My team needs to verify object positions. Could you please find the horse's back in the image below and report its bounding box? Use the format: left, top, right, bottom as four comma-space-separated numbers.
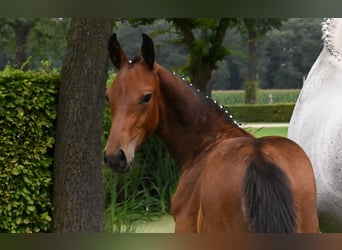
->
172, 136, 319, 232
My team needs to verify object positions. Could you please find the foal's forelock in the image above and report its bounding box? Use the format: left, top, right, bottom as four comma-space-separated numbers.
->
128, 56, 142, 65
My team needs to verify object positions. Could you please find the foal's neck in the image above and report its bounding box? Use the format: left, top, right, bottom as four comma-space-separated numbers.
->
155, 65, 251, 168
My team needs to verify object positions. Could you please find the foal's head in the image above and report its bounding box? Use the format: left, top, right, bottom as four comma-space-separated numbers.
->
104, 34, 160, 172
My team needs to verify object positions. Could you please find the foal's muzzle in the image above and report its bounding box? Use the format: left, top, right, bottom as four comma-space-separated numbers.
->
104, 149, 132, 172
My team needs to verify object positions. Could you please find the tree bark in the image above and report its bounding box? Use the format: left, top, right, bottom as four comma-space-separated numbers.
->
247, 29, 259, 82
189, 58, 213, 96
52, 18, 112, 232
243, 19, 260, 104
7, 19, 34, 68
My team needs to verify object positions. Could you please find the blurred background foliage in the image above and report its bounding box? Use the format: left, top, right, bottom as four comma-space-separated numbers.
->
0, 18, 322, 90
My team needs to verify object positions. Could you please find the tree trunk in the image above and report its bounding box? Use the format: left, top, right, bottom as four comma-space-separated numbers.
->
245, 26, 259, 104
247, 30, 259, 82
52, 18, 112, 232
7, 19, 34, 68
189, 58, 213, 97
172, 18, 231, 97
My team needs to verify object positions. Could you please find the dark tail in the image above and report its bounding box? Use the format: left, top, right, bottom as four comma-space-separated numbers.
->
243, 156, 297, 233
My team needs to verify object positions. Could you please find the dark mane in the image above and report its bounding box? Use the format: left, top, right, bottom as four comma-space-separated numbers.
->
178, 75, 240, 126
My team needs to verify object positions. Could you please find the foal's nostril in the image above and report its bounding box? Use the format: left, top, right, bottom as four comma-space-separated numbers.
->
104, 149, 129, 172
117, 149, 126, 162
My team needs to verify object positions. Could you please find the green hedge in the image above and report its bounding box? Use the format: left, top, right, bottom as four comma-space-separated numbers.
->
0, 66, 59, 232
226, 103, 295, 122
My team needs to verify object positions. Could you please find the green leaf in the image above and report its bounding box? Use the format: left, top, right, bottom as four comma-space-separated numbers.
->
27, 206, 36, 212
15, 217, 23, 225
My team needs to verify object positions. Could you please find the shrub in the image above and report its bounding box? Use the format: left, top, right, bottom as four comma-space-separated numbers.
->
0, 66, 59, 232
103, 135, 178, 232
226, 103, 295, 122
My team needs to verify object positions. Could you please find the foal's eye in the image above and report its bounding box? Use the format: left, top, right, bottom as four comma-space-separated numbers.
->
141, 93, 152, 104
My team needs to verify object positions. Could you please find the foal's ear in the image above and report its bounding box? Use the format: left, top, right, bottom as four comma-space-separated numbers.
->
141, 33, 155, 69
108, 33, 128, 69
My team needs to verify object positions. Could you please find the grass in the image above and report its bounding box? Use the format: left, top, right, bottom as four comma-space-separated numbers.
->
103, 135, 178, 233
245, 126, 288, 138
134, 215, 175, 233
103, 168, 158, 233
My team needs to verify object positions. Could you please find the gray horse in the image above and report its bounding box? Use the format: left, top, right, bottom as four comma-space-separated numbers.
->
288, 18, 342, 232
